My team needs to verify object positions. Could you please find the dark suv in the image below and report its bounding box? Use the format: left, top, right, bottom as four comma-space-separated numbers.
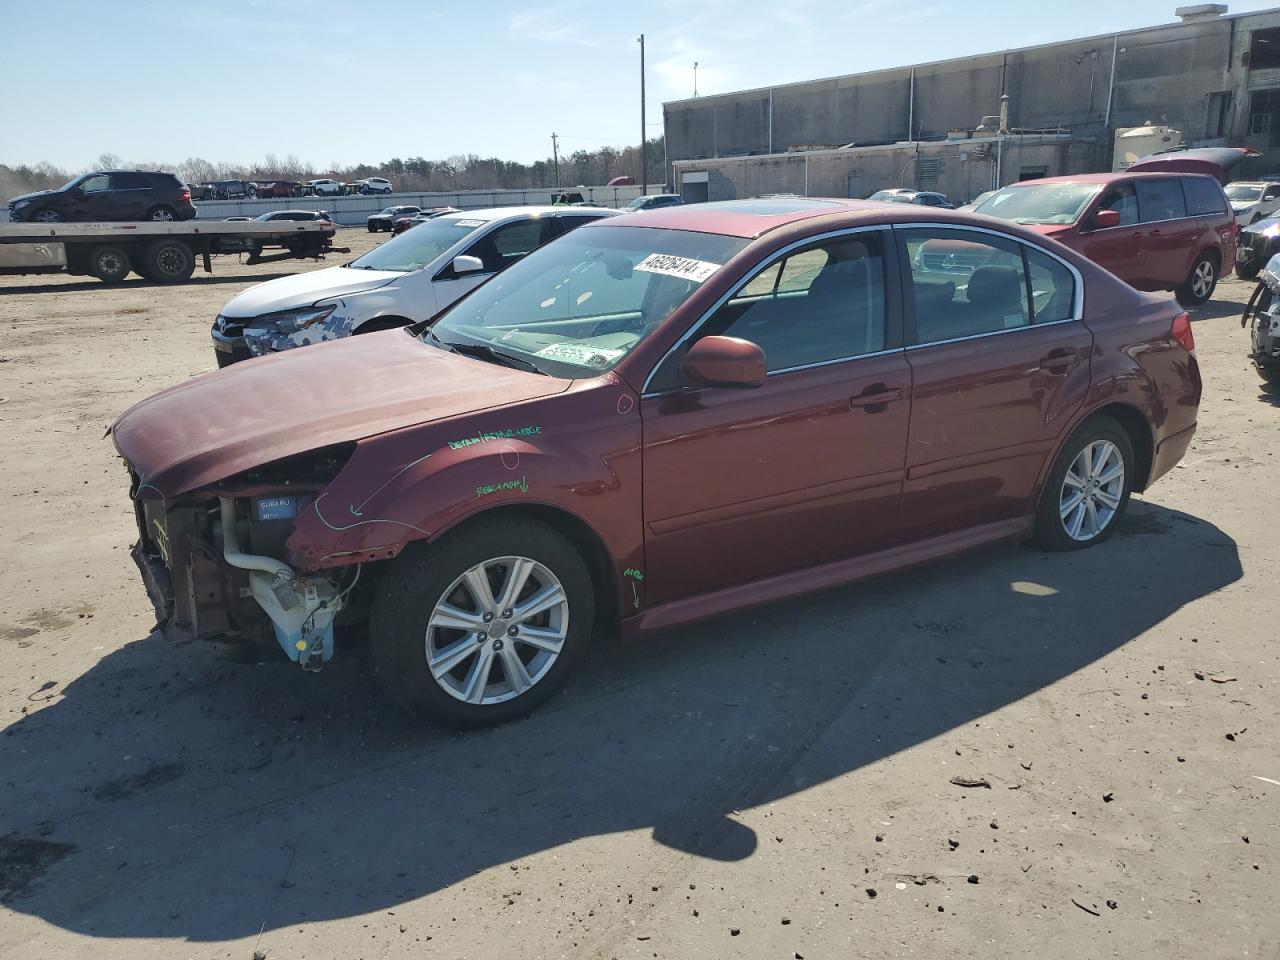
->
7, 171, 197, 223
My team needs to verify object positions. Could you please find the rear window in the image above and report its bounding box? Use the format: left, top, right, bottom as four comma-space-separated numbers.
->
1183, 177, 1228, 216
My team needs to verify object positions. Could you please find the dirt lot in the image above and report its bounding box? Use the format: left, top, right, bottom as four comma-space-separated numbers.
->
0, 233, 1276, 960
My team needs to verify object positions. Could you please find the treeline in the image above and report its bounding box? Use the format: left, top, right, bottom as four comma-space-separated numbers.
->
0, 139, 666, 203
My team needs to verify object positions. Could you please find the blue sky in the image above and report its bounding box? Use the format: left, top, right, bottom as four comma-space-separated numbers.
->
2, 0, 1276, 170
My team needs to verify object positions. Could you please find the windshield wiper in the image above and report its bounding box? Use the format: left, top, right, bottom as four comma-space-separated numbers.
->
447, 340, 547, 375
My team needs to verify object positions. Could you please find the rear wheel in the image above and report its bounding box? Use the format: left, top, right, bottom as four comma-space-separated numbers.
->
143, 239, 194, 283
88, 245, 131, 283
1176, 252, 1218, 306
146, 205, 177, 222
371, 518, 594, 727
1035, 416, 1134, 551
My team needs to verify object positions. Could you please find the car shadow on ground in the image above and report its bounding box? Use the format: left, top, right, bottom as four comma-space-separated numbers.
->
0, 500, 1240, 942
0, 272, 312, 296
1186, 295, 1246, 322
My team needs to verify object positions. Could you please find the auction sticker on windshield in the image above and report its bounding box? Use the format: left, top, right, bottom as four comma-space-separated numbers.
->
634, 253, 722, 283
455, 219, 485, 228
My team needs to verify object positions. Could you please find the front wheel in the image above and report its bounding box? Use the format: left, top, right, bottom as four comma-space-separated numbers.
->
1237, 261, 1260, 282
1176, 253, 1218, 306
33, 209, 63, 223
1035, 416, 1134, 551
371, 518, 594, 727
1259, 367, 1280, 386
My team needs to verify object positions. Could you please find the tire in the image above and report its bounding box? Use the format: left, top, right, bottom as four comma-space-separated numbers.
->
371, 517, 595, 727
87, 245, 132, 283
1259, 367, 1280, 386
143, 239, 195, 283
1175, 252, 1219, 306
33, 209, 63, 223
367, 224, 377, 233
1237, 262, 1260, 282
146, 205, 177, 223
1035, 415, 1135, 551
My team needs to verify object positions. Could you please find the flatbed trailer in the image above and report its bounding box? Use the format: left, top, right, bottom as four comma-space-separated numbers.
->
0, 220, 346, 284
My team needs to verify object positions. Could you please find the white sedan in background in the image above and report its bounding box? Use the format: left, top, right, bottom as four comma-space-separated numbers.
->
210, 206, 620, 364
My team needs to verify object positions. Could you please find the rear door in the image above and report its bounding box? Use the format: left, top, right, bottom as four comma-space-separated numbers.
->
897, 226, 1092, 538
1135, 177, 1195, 287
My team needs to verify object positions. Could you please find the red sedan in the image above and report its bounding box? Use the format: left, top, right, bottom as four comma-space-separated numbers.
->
112, 198, 1200, 726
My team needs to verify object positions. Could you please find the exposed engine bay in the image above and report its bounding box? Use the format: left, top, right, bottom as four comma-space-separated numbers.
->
1242, 252, 1280, 379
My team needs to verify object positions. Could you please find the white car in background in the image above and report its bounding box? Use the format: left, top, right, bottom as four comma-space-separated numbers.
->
210, 206, 620, 364
1225, 180, 1280, 225
305, 178, 343, 196
356, 177, 394, 194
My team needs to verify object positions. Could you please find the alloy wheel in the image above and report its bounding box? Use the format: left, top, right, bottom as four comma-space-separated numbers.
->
34, 210, 62, 223
425, 556, 569, 705
1191, 259, 1215, 300
151, 208, 175, 222
1059, 440, 1125, 542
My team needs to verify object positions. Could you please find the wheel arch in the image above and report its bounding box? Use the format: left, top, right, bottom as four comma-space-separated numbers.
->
1089, 402, 1155, 492
352, 314, 413, 334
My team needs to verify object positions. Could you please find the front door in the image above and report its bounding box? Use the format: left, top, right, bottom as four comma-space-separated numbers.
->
1077, 183, 1144, 284
432, 217, 556, 311
896, 227, 1093, 538
75, 174, 115, 221
640, 228, 912, 603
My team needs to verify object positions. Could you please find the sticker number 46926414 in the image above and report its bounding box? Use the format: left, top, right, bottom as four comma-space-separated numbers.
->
634, 253, 722, 283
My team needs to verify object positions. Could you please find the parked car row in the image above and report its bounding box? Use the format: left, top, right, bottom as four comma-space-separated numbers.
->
112, 195, 1199, 728
393, 207, 460, 234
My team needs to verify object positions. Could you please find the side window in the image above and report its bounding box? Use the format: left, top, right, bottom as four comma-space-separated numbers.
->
1137, 179, 1187, 222
1097, 185, 1139, 226
465, 219, 553, 272
1265, 185, 1280, 202
1025, 248, 1076, 324
80, 174, 110, 193
701, 233, 888, 373
112, 172, 148, 189
554, 215, 607, 235
1183, 177, 1229, 215
903, 229, 1030, 344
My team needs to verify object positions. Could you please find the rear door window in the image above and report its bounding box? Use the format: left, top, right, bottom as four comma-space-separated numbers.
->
902, 229, 1031, 344
1137, 179, 1188, 222
1183, 177, 1229, 216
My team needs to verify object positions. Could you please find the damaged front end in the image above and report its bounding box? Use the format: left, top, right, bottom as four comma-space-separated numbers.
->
1245, 253, 1280, 377
125, 444, 358, 670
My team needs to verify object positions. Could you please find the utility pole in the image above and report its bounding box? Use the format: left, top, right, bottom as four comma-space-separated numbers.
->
694, 61, 699, 98
551, 132, 560, 189
638, 33, 648, 196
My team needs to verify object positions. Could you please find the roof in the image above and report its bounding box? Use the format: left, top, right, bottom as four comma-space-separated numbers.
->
1000, 171, 1203, 186
592, 197, 874, 238
437, 205, 619, 223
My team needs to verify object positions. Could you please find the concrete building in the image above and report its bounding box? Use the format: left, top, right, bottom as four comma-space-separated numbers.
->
665, 4, 1280, 203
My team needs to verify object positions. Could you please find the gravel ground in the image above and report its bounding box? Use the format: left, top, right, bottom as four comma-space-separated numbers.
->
0, 234, 1276, 959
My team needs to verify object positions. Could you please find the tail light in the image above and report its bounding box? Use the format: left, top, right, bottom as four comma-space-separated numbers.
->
1171, 312, 1195, 353
180, 189, 191, 203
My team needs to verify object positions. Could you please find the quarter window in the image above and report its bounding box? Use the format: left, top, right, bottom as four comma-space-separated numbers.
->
902, 229, 1030, 344
1137, 179, 1187, 222
1026, 248, 1076, 324
1183, 176, 1229, 215
700, 233, 888, 373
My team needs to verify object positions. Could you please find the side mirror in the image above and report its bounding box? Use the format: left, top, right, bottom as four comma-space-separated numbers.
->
1092, 208, 1122, 230
681, 336, 767, 388
451, 255, 485, 276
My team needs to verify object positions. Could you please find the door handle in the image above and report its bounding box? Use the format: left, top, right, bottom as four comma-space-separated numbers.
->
849, 383, 903, 412
1038, 347, 1077, 375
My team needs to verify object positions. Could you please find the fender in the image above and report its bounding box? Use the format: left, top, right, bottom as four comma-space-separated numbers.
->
285, 374, 647, 605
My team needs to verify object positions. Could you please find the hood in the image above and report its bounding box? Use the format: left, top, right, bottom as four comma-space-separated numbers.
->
112, 330, 571, 498
1126, 147, 1261, 183
1231, 200, 1258, 211
1243, 216, 1280, 238
1018, 223, 1074, 241
8, 189, 57, 206
219, 265, 405, 318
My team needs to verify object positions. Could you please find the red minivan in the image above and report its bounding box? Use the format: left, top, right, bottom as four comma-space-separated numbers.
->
972, 172, 1236, 306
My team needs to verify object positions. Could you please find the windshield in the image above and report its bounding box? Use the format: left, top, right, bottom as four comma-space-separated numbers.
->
349, 217, 487, 272
974, 183, 1102, 225
626, 197, 650, 209
1226, 183, 1263, 202
427, 225, 748, 378
58, 175, 86, 191
867, 190, 902, 201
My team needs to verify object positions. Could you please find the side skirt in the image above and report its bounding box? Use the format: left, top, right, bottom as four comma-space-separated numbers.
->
625, 515, 1033, 638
